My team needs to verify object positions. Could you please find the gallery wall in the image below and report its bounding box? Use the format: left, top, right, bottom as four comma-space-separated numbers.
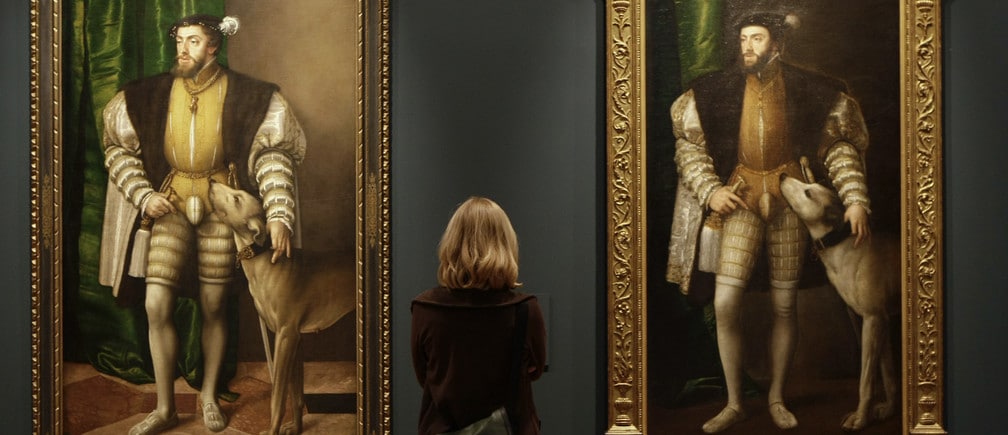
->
0, 0, 31, 430
943, 0, 1008, 431
390, 1, 604, 433
1, 1, 1007, 433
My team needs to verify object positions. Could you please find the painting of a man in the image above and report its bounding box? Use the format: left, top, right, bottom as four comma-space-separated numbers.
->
98, 14, 305, 434
665, 11, 871, 433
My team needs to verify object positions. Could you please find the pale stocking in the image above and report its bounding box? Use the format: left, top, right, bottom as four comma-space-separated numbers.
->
703, 281, 748, 433
144, 283, 179, 420
199, 282, 228, 405
768, 286, 798, 429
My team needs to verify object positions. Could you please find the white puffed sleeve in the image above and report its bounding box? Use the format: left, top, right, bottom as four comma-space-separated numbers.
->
248, 92, 307, 231
672, 89, 722, 208
821, 93, 871, 212
102, 91, 155, 211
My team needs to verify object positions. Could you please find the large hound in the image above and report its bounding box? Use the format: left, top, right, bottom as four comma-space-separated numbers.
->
209, 180, 354, 435
780, 174, 899, 431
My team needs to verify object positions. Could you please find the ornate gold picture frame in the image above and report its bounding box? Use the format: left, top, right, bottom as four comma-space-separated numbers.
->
30, 0, 390, 433
605, 1, 943, 434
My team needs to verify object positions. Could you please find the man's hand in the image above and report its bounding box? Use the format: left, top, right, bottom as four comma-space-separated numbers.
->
143, 193, 176, 218
708, 186, 748, 214
844, 204, 871, 247
267, 220, 292, 263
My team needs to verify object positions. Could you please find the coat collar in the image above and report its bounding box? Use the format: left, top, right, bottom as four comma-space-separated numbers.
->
412, 286, 534, 308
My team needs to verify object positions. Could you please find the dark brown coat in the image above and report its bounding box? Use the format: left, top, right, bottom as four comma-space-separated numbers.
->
411, 287, 547, 435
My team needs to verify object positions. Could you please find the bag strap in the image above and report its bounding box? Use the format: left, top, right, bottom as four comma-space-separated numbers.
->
505, 300, 529, 431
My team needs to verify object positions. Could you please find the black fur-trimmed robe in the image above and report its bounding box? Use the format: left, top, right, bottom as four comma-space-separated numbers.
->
100, 68, 278, 302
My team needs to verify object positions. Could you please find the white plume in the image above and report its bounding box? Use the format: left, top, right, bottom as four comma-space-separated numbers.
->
785, 13, 800, 29
219, 16, 240, 36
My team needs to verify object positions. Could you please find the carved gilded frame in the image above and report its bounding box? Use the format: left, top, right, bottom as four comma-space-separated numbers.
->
604, 1, 944, 434
30, 0, 391, 433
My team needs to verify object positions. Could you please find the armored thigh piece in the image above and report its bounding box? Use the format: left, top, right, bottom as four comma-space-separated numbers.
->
716, 209, 765, 288
196, 213, 236, 285
145, 212, 235, 288
146, 212, 194, 288
766, 207, 807, 289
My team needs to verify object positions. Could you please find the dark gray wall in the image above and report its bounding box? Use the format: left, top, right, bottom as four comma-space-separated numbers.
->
391, 1, 603, 433
944, 1, 1008, 433
0, 0, 32, 432
3, 1, 1008, 434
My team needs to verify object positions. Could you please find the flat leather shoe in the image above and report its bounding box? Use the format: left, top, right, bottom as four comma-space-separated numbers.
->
128, 411, 179, 435
202, 401, 229, 432
702, 406, 747, 433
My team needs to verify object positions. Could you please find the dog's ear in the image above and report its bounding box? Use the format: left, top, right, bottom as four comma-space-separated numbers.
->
247, 219, 267, 246
823, 198, 845, 227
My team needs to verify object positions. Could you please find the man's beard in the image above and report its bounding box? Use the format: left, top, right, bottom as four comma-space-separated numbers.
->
171, 55, 206, 79
739, 50, 773, 74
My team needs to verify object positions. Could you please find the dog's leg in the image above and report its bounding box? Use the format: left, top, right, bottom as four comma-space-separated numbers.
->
873, 317, 898, 422
280, 343, 305, 435
267, 326, 300, 435
846, 306, 862, 343
842, 314, 884, 431
294, 346, 305, 433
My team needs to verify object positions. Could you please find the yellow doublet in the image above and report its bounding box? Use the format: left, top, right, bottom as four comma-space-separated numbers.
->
732, 62, 803, 218
164, 67, 230, 213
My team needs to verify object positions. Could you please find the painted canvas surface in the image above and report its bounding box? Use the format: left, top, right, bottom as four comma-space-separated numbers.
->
605, 0, 944, 433
39, 0, 378, 433
644, 2, 902, 433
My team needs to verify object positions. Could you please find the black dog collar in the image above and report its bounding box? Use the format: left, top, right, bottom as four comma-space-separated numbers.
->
812, 222, 853, 251
235, 236, 272, 268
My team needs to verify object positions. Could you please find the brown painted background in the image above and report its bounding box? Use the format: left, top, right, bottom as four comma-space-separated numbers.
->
226, 0, 358, 361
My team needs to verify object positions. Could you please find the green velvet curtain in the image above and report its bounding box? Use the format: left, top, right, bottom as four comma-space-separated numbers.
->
646, 0, 764, 407
672, 0, 726, 350
63, 0, 237, 397
673, 0, 725, 86
667, 0, 762, 403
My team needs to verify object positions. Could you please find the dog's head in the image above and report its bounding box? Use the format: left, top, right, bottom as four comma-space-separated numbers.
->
779, 174, 845, 230
208, 180, 268, 245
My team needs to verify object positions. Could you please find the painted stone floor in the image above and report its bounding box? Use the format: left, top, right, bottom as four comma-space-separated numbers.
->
64, 361, 357, 435
648, 378, 902, 434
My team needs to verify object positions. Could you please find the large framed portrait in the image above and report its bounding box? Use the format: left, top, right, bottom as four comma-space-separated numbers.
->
30, 0, 390, 433
605, 1, 944, 434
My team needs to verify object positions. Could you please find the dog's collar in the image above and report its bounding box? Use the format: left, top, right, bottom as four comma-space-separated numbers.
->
235, 237, 272, 268
812, 222, 853, 251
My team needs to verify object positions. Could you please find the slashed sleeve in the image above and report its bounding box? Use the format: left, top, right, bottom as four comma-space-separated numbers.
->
248, 92, 307, 232
672, 89, 722, 208
102, 91, 155, 212
820, 93, 872, 212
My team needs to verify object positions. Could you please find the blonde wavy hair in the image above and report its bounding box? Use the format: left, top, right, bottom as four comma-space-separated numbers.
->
437, 197, 520, 290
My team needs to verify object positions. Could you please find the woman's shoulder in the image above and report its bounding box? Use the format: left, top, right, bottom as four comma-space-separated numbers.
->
411, 287, 450, 306
412, 286, 536, 309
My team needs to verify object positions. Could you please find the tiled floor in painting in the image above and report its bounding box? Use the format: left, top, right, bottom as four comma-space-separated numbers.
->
64, 361, 357, 435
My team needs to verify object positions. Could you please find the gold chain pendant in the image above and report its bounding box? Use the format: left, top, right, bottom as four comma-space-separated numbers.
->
183, 67, 222, 115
